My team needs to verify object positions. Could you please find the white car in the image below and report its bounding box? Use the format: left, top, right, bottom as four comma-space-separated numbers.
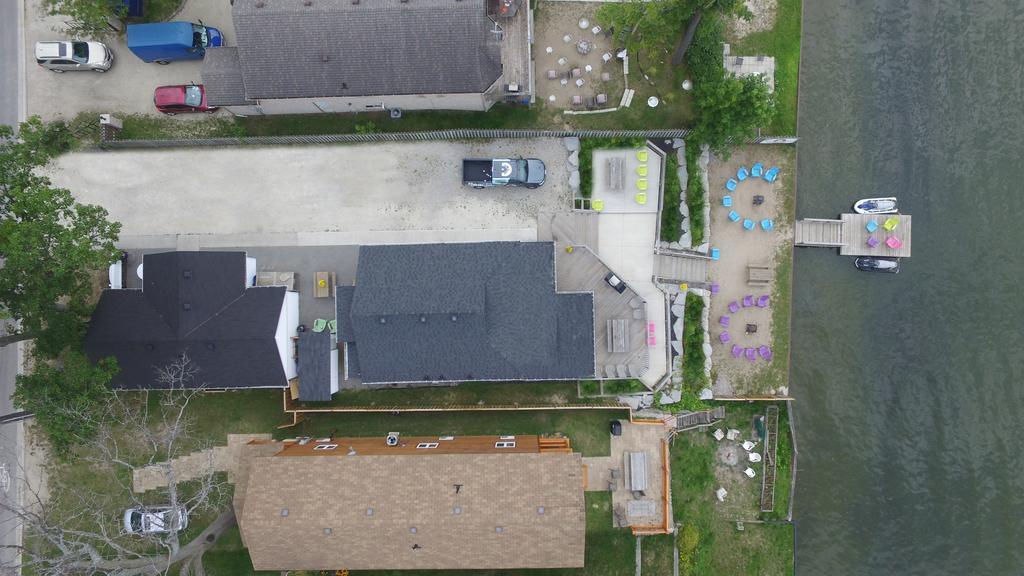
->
35, 41, 113, 72
123, 506, 188, 534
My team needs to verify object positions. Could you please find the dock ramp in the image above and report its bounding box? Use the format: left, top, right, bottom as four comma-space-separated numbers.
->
795, 219, 843, 247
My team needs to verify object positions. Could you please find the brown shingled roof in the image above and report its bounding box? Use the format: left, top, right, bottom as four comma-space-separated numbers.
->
237, 448, 586, 570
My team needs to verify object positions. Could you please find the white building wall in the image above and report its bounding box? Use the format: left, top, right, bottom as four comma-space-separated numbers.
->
226, 91, 491, 116
275, 291, 300, 381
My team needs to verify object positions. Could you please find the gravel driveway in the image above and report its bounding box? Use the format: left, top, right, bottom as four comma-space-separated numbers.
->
24, 0, 235, 121
46, 139, 572, 243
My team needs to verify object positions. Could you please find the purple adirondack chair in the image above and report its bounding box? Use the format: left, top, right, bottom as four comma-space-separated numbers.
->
719, 332, 731, 344
719, 315, 730, 327
728, 301, 740, 313
757, 295, 770, 308
759, 345, 773, 361
742, 295, 755, 307
731, 345, 743, 358
744, 348, 757, 362
710, 283, 720, 295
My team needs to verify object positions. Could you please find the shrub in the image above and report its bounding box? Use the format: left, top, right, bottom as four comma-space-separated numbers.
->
661, 153, 682, 243
685, 13, 726, 86
579, 380, 601, 397
682, 292, 708, 389
684, 142, 705, 244
602, 379, 647, 395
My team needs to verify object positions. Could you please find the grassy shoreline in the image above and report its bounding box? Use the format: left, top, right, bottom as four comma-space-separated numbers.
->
727, 0, 802, 134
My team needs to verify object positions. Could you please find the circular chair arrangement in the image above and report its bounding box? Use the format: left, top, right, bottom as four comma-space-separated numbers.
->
716, 294, 773, 362
722, 163, 778, 232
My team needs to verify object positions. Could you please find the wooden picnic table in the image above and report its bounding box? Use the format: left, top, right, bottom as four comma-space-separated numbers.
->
314, 271, 331, 298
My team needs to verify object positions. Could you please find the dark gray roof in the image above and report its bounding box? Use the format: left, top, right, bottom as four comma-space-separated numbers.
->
297, 330, 332, 401
201, 47, 251, 106
341, 242, 594, 384
229, 0, 503, 100
84, 252, 288, 390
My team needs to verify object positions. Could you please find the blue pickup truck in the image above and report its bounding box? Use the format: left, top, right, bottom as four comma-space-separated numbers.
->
126, 21, 223, 64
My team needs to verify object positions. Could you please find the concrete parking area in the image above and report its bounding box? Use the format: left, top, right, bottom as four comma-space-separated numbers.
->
24, 0, 235, 120
46, 139, 572, 246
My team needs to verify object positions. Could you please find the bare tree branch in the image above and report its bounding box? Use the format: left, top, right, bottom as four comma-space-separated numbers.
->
0, 353, 235, 576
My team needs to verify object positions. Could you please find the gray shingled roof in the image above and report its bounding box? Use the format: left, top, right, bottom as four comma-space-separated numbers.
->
340, 242, 594, 384
229, 0, 503, 100
297, 330, 332, 401
201, 47, 250, 106
84, 252, 288, 390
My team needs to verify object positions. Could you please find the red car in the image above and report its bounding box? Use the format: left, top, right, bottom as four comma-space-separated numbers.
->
153, 84, 218, 115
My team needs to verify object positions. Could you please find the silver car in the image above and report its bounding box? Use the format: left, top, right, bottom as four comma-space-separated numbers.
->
123, 506, 188, 534
35, 41, 113, 72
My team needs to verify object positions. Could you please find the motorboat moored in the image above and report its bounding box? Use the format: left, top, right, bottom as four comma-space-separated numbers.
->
853, 197, 898, 214
855, 257, 900, 273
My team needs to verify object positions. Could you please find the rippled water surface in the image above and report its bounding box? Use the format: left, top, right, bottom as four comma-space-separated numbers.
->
793, 1, 1024, 574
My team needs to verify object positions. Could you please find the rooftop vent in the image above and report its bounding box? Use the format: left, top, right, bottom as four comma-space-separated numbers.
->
419, 315, 427, 323
386, 432, 400, 446
206, 342, 216, 351
144, 343, 155, 351
182, 269, 192, 279
351, 0, 359, 4
450, 315, 457, 322
304, 0, 313, 5
182, 302, 192, 311
379, 317, 387, 324
254, 1, 265, 7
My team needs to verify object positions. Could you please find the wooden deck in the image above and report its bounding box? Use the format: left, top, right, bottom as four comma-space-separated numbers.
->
759, 406, 780, 512
499, 4, 532, 98
555, 245, 649, 379
794, 218, 843, 247
795, 213, 913, 257
274, 434, 546, 457
839, 213, 912, 257
538, 211, 600, 251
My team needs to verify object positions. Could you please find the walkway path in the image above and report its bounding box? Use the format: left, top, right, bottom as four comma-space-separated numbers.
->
133, 434, 272, 493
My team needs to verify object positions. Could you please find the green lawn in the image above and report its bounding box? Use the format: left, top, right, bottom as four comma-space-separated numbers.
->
727, 0, 802, 134
300, 381, 617, 409
670, 402, 795, 575
640, 534, 676, 575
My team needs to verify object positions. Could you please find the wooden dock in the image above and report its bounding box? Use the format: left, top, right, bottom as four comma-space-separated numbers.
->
795, 213, 912, 257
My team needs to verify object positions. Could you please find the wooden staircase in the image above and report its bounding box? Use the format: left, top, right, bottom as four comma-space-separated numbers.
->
539, 437, 572, 453
760, 405, 780, 512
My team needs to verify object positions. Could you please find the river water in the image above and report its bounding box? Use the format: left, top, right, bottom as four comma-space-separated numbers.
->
792, 1, 1024, 574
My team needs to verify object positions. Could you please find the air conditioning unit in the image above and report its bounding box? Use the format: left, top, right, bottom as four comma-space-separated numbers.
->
386, 432, 400, 446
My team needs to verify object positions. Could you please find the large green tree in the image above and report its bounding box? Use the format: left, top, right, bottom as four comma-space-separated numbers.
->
43, 0, 125, 38
671, 0, 746, 65
691, 74, 776, 155
12, 350, 117, 457
597, 0, 697, 56
0, 118, 121, 354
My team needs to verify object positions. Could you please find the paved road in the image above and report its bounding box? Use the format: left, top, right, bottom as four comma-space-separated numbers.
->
0, 0, 22, 128
0, 322, 23, 573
